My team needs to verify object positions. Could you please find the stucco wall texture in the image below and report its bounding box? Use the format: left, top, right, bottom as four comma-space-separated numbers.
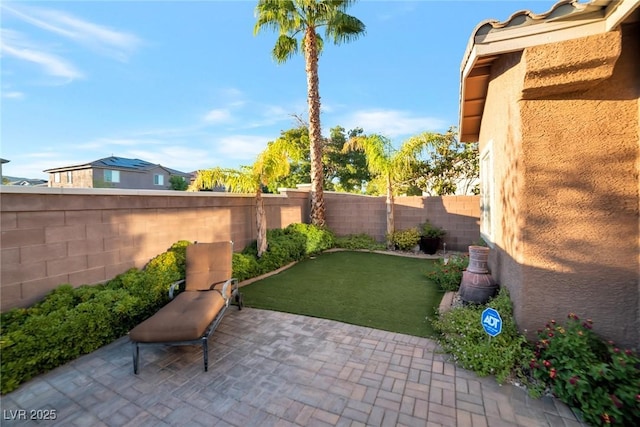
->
0, 188, 480, 311
479, 50, 527, 325
482, 23, 640, 348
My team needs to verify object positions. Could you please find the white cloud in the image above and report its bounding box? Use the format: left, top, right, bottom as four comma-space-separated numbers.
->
130, 125, 206, 139
203, 108, 233, 124
376, 3, 418, 22
2, 4, 142, 61
2, 90, 25, 99
127, 146, 211, 173
0, 29, 84, 81
218, 87, 245, 100
320, 103, 334, 113
214, 135, 270, 161
342, 109, 447, 139
75, 137, 165, 150
262, 105, 288, 117
3, 152, 77, 179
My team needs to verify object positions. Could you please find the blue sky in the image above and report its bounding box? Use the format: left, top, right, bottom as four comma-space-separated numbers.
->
1, 0, 559, 180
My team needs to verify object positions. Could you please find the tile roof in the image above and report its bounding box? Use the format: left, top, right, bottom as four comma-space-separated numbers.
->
92, 156, 156, 170
459, 0, 639, 142
43, 156, 189, 175
471, 0, 609, 37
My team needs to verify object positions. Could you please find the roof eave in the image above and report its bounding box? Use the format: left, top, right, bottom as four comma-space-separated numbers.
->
458, 0, 638, 143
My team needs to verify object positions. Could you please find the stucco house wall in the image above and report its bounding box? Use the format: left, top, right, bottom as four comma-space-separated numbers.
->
478, 23, 639, 347
518, 24, 639, 347
478, 50, 527, 319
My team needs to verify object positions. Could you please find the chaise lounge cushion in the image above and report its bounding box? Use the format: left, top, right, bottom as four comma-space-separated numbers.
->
129, 291, 226, 343
185, 242, 233, 292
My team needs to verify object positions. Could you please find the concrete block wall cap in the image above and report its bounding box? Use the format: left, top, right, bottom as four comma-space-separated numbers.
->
0, 186, 254, 197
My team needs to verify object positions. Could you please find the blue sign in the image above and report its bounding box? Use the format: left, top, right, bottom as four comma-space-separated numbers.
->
481, 308, 502, 337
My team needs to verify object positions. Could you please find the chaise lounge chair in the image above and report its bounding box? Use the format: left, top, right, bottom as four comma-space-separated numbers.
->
129, 241, 242, 374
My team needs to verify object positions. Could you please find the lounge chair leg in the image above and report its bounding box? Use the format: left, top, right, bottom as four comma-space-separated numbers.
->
203, 338, 209, 372
236, 292, 244, 310
132, 342, 139, 375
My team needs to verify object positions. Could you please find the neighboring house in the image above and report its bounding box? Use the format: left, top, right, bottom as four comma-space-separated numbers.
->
6, 178, 48, 187
459, 0, 639, 347
44, 156, 191, 190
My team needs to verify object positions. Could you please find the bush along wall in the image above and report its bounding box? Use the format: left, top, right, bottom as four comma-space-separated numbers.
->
432, 288, 534, 384
0, 224, 337, 394
0, 241, 189, 395
232, 223, 335, 281
426, 254, 469, 292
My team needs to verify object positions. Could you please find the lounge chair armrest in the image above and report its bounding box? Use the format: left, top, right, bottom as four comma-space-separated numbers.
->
168, 279, 185, 299
210, 279, 234, 304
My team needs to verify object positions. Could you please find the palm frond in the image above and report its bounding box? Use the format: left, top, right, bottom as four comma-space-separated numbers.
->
326, 11, 366, 44
343, 134, 393, 176
190, 167, 259, 194
257, 0, 363, 58
273, 35, 299, 63
254, 0, 297, 34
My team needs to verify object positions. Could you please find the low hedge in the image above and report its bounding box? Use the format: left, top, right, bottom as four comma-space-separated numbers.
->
232, 223, 335, 281
0, 224, 337, 394
0, 241, 189, 394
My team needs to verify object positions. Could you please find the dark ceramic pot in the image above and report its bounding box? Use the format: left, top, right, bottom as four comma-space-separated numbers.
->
459, 270, 498, 304
419, 237, 440, 255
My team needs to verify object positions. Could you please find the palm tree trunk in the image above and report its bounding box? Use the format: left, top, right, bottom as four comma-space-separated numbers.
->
386, 173, 395, 249
304, 27, 325, 227
256, 188, 268, 257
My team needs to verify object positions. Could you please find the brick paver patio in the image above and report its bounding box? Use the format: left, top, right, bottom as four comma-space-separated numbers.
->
2, 308, 586, 426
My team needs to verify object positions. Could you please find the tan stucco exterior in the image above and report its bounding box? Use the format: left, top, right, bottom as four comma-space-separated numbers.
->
476, 22, 639, 347
478, 50, 527, 316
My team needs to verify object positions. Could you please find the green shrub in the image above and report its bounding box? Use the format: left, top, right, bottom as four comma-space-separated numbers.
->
256, 228, 307, 273
238, 225, 326, 279
233, 253, 261, 282
420, 220, 446, 238
388, 227, 421, 251
334, 233, 386, 251
433, 288, 533, 383
530, 314, 640, 426
285, 223, 335, 255
0, 241, 190, 395
427, 255, 468, 292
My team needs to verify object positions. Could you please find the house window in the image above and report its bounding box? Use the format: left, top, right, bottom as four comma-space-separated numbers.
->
480, 142, 493, 242
66, 171, 73, 184
154, 174, 164, 186
104, 170, 120, 183
54, 173, 60, 183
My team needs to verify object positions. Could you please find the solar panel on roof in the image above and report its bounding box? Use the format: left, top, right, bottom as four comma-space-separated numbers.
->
97, 157, 154, 169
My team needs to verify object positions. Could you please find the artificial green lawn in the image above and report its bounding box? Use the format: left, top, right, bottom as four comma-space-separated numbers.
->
240, 251, 443, 337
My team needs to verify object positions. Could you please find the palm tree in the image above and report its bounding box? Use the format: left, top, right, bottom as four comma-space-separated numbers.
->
189, 138, 302, 257
254, 0, 366, 227
343, 133, 445, 248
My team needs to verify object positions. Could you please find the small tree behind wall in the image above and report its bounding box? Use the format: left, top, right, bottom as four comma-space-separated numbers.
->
189, 137, 303, 257
343, 132, 446, 248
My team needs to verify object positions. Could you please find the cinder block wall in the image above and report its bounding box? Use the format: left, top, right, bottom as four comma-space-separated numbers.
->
1, 187, 479, 310
324, 192, 480, 250
0, 187, 309, 310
